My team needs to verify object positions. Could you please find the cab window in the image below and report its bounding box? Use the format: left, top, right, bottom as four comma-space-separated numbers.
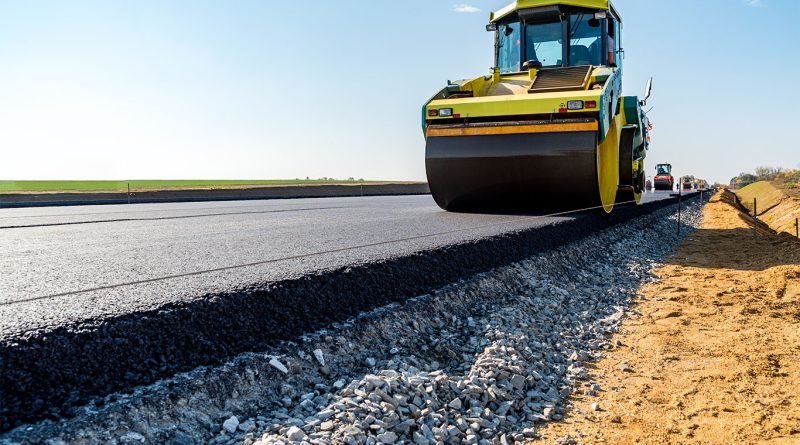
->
568, 14, 602, 66
612, 18, 622, 67
497, 22, 521, 73
524, 21, 563, 67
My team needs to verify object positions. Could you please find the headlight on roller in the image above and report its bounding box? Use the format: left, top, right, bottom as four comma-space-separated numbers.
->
438, 108, 453, 117
567, 100, 584, 110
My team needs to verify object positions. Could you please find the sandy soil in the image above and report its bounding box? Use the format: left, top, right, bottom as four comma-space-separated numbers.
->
535, 191, 800, 444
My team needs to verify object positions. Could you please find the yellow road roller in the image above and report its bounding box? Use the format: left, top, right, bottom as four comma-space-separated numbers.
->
423, 0, 652, 213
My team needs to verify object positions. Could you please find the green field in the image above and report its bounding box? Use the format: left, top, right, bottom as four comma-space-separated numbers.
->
0, 179, 410, 194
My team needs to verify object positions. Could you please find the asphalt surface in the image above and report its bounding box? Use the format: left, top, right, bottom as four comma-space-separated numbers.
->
1, 191, 674, 337
0, 191, 682, 431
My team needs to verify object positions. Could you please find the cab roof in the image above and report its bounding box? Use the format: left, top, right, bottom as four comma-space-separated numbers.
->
490, 0, 616, 23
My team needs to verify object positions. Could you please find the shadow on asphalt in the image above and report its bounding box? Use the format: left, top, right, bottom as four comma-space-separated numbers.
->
443, 198, 656, 217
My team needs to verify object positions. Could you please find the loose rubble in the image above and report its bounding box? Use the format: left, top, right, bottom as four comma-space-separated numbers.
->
0, 199, 704, 445
240, 202, 702, 445
222, 417, 240, 435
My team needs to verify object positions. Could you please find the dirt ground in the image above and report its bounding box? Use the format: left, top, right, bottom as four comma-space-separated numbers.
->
536, 191, 800, 444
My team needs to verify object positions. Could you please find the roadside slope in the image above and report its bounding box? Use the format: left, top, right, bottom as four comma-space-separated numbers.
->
537, 191, 800, 444
736, 181, 800, 238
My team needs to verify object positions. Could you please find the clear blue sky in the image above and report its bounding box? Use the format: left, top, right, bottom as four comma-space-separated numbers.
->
1, 0, 797, 184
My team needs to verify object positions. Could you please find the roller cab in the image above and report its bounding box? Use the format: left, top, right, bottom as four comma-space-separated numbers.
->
423, 0, 652, 213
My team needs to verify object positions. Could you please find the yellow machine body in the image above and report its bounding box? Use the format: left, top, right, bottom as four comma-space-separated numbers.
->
423, 0, 652, 213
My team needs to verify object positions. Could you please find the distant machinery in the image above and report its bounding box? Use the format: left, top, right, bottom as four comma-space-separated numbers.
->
653, 164, 674, 191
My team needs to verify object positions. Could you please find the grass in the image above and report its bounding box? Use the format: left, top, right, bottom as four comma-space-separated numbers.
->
735, 181, 786, 215
774, 177, 800, 199
0, 179, 414, 194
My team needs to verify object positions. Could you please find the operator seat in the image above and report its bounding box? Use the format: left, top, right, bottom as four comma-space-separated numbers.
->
588, 39, 602, 65
569, 45, 592, 66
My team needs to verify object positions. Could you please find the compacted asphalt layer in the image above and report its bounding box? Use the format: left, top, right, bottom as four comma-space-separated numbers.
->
0, 191, 686, 431
1, 192, 676, 336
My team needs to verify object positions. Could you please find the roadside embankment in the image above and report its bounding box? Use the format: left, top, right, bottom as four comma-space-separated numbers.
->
537, 190, 800, 444
1, 197, 705, 444
0, 183, 430, 208
735, 181, 800, 238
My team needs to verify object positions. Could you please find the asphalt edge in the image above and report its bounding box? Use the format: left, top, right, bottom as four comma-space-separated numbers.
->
0, 193, 700, 431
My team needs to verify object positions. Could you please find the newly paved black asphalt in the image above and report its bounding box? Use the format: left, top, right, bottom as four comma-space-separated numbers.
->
0, 191, 684, 430
0, 191, 674, 338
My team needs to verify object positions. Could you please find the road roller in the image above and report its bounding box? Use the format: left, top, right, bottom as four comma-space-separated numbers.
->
654, 163, 674, 191
423, 0, 652, 213
681, 176, 696, 191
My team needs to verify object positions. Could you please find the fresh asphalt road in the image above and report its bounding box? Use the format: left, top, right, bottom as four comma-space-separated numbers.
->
0, 192, 675, 338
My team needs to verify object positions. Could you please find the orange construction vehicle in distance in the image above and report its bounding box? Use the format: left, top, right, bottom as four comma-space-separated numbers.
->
654, 164, 674, 191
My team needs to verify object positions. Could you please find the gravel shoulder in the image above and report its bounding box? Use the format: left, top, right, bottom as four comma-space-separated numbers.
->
536, 191, 800, 444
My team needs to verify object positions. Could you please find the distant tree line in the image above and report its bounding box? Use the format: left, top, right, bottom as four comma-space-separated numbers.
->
730, 166, 800, 189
